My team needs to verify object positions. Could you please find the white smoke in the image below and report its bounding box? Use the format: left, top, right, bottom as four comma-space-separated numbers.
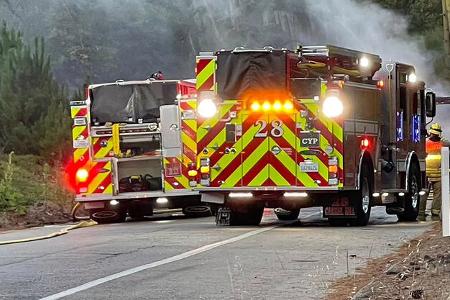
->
300, 0, 447, 95
0, 0, 447, 96
195, 0, 447, 95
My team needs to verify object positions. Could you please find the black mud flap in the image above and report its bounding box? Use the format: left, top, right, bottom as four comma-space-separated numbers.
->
323, 196, 356, 219
215, 207, 231, 226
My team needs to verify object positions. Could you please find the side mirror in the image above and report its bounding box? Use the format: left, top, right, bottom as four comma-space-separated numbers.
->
426, 92, 436, 118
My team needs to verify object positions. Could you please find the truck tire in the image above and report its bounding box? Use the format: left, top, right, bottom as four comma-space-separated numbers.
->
397, 163, 421, 222
182, 206, 212, 218
89, 208, 127, 224
274, 208, 300, 221
351, 163, 372, 226
230, 206, 264, 226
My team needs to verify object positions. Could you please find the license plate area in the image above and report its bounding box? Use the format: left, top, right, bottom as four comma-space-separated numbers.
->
323, 197, 355, 217
84, 202, 105, 209
299, 161, 319, 172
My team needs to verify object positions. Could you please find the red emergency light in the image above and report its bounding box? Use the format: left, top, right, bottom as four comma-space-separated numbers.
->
76, 168, 89, 182
360, 137, 370, 151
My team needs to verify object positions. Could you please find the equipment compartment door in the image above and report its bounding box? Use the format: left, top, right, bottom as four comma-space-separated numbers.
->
199, 101, 242, 188
268, 113, 297, 186
241, 112, 269, 187
87, 160, 114, 195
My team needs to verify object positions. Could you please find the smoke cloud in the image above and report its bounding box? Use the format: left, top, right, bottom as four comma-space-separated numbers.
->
0, 0, 447, 96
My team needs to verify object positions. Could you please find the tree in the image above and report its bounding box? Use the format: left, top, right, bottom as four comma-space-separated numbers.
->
0, 23, 70, 160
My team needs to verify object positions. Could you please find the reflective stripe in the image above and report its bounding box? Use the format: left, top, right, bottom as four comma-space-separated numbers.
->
74, 148, 88, 164
92, 137, 113, 159
196, 59, 215, 90
112, 124, 121, 156
72, 126, 87, 140
71, 106, 88, 118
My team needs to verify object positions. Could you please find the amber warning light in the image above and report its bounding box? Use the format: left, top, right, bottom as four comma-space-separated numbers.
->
250, 100, 293, 113
244, 89, 294, 113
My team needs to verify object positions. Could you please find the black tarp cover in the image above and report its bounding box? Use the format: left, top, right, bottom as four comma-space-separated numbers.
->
90, 82, 178, 124
216, 50, 287, 100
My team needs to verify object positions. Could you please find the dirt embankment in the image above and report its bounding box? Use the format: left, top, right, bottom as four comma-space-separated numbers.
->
328, 223, 450, 300
0, 201, 72, 231
0, 154, 73, 231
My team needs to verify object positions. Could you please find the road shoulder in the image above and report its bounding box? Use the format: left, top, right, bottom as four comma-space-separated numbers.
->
327, 222, 450, 300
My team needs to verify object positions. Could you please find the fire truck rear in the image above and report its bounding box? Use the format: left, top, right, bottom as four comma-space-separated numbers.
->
189, 45, 437, 226
69, 79, 209, 223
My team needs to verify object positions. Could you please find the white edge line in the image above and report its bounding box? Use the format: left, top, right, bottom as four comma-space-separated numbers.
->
41, 210, 322, 299
40, 225, 277, 300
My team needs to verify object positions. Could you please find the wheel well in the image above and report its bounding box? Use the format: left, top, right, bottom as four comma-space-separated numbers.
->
357, 151, 374, 190
406, 152, 421, 190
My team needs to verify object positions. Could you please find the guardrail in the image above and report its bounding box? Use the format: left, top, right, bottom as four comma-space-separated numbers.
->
441, 147, 450, 236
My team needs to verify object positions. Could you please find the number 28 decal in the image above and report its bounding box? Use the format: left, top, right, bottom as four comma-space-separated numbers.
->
254, 120, 284, 138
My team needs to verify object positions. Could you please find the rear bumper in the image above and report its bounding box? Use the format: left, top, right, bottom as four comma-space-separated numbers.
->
76, 190, 199, 202
196, 186, 340, 192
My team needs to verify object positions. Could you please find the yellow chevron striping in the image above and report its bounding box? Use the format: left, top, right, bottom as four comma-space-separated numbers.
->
269, 166, 290, 186
93, 138, 113, 158
268, 137, 297, 178
221, 155, 243, 187
88, 171, 109, 194
332, 120, 343, 143
197, 103, 232, 142
165, 183, 174, 191
296, 164, 318, 187
183, 119, 197, 133
74, 148, 89, 163
196, 59, 215, 90
71, 107, 81, 118
248, 165, 269, 186
181, 132, 197, 155
103, 183, 113, 194
72, 126, 86, 140
242, 138, 269, 179
207, 112, 250, 180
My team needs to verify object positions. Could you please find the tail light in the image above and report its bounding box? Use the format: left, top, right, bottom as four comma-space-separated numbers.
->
360, 137, 370, 151
76, 168, 89, 183
188, 162, 198, 187
75, 168, 89, 193
328, 157, 339, 185
199, 158, 210, 186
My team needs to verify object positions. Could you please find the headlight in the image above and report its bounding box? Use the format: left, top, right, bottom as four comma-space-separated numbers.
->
322, 96, 343, 118
197, 98, 217, 118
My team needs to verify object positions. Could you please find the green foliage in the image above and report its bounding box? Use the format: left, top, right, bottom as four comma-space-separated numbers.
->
0, 153, 73, 213
0, 152, 24, 213
0, 23, 71, 159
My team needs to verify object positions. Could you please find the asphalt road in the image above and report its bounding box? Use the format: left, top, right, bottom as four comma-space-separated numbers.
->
0, 207, 433, 300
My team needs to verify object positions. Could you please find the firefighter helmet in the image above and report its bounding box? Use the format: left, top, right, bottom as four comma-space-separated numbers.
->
429, 123, 442, 136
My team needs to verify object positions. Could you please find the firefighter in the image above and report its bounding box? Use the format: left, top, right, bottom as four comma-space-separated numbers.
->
420, 123, 446, 221
149, 71, 164, 80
